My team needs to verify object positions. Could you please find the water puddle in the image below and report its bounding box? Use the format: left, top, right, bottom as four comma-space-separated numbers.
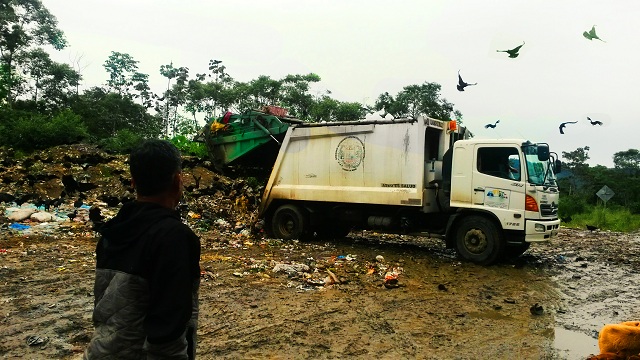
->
553, 326, 599, 359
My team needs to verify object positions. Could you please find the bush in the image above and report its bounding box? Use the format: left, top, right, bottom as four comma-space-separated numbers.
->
0, 109, 88, 150
558, 193, 587, 217
170, 135, 208, 158
99, 129, 144, 154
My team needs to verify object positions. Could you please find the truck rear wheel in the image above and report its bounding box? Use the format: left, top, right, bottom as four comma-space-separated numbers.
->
272, 204, 309, 240
455, 215, 504, 265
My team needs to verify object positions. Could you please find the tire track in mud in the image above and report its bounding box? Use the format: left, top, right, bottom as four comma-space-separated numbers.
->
0, 236, 94, 359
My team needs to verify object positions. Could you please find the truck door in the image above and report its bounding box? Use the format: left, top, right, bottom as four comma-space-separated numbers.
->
472, 145, 526, 230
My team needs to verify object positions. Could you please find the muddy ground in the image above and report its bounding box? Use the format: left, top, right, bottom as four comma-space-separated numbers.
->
2, 220, 639, 360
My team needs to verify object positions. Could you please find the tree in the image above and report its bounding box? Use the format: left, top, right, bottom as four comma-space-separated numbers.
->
279, 73, 321, 119
562, 146, 590, 173
0, 0, 67, 104
103, 51, 139, 96
70, 87, 162, 140
374, 82, 457, 121
613, 149, 640, 176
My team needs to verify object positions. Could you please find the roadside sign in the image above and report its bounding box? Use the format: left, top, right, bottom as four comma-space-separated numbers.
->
596, 185, 615, 205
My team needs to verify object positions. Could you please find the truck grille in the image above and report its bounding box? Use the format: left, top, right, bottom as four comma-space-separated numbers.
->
540, 202, 558, 216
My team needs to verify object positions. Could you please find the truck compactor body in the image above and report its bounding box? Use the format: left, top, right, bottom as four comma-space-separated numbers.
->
258, 116, 560, 265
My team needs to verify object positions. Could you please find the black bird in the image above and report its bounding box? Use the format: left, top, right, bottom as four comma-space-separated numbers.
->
530, 303, 544, 316
89, 206, 105, 231
587, 117, 603, 126
485, 120, 500, 129
497, 41, 525, 58
67, 210, 77, 221
456, 70, 477, 91
73, 198, 84, 208
561, 216, 572, 223
586, 224, 599, 232
559, 121, 578, 134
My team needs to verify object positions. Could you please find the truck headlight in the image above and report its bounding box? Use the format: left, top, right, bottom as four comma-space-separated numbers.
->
535, 223, 545, 232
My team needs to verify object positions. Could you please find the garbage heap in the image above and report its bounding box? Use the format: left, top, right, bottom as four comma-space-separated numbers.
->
0, 144, 262, 237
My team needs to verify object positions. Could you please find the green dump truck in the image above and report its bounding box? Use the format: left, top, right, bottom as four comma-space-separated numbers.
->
194, 107, 302, 171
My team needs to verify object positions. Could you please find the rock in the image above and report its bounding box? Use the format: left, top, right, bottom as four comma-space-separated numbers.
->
375, 255, 385, 262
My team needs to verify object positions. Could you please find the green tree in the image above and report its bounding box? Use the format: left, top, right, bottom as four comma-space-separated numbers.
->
70, 87, 162, 140
279, 73, 321, 119
103, 51, 140, 96
0, 0, 67, 104
613, 149, 640, 176
374, 82, 457, 121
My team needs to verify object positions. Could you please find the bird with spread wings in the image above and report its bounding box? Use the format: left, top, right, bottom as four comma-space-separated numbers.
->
497, 41, 525, 58
583, 25, 605, 42
559, 121, 578, 134
456, 70, 477, 91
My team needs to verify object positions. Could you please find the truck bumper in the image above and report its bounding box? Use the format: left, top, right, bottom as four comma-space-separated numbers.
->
524, 219, 560, 242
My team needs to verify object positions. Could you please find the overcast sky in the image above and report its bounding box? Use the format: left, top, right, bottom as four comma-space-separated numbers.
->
43, 0, 640, 167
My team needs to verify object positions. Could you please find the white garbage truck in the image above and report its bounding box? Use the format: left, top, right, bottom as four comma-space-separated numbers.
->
256, 116, 561, 264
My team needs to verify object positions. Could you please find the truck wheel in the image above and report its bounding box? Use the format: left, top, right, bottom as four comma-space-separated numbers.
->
272, 204, 309, 240
455, 215, 504, 265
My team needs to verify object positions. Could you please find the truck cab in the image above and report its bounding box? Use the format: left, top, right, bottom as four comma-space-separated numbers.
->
446, 139, 560, 263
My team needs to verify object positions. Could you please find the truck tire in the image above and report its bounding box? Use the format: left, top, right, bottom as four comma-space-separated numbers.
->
455, 215, 504, 265
272, 204, 309, 240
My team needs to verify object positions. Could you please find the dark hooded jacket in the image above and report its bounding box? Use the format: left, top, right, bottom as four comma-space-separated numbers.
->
84, 201, 200, 360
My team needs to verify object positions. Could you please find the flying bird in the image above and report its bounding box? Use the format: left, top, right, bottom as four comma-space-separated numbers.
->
559, 121, 578, 134
583, 25, 605, 42
485, 120, 500, 129
497, 41, 525, 58
456, 70, 477, 91
587, 117, 603, 126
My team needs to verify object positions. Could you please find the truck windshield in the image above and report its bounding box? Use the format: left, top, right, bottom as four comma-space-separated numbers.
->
523, 145, 557, 186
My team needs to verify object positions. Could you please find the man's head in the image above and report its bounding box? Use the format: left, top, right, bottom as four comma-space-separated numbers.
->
129, 140, 183, 202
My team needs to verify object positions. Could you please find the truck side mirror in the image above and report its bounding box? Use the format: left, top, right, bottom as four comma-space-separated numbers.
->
555, 159, 562, 173
537, 145, 550, 161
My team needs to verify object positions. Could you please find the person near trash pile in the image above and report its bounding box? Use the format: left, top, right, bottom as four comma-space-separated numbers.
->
84, 139, 201, 360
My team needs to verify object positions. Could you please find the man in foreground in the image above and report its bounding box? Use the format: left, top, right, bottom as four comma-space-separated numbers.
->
84, 140, 201, 359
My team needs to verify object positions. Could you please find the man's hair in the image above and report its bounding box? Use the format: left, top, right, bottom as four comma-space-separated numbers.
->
129, 139, 182, 196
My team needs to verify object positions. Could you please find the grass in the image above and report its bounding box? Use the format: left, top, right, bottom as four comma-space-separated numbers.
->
563, 206, 640, 232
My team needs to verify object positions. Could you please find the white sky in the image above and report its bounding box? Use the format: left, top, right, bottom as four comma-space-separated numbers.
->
42, 0, 640, 167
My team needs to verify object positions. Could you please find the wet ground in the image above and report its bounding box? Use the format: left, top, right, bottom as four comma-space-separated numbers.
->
2, 222, 639, 359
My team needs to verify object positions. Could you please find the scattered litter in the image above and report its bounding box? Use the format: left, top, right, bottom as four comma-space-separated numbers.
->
273, 262, 310, 277
26, 335, 49, 346
9, 223, 30, 231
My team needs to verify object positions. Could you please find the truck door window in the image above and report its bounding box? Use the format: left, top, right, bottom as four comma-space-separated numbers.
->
477, 147, 521, 181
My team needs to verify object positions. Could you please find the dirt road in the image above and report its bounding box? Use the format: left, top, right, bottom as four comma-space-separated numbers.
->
2, 222, 638, 359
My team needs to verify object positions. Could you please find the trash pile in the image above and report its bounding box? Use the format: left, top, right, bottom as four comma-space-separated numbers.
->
0, 144, 262, 238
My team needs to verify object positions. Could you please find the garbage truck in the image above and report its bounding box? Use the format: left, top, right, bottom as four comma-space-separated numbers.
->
251, 115, 561, 265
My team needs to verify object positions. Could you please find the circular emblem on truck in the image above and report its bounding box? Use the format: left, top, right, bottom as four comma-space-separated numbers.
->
335, 136, 365, 171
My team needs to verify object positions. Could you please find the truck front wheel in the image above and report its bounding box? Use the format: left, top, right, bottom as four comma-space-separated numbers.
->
455, 215, 504, 265
272, 204, 309, 240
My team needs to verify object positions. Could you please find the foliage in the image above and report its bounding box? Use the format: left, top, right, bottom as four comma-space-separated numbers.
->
0, 0, 67, 104
0, 108, 87, 150
69, 87, 163, 140
374, 82, 457, 121
565, 205, 640, 232
169, 135, 207, 158
98, 129, 143, 154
